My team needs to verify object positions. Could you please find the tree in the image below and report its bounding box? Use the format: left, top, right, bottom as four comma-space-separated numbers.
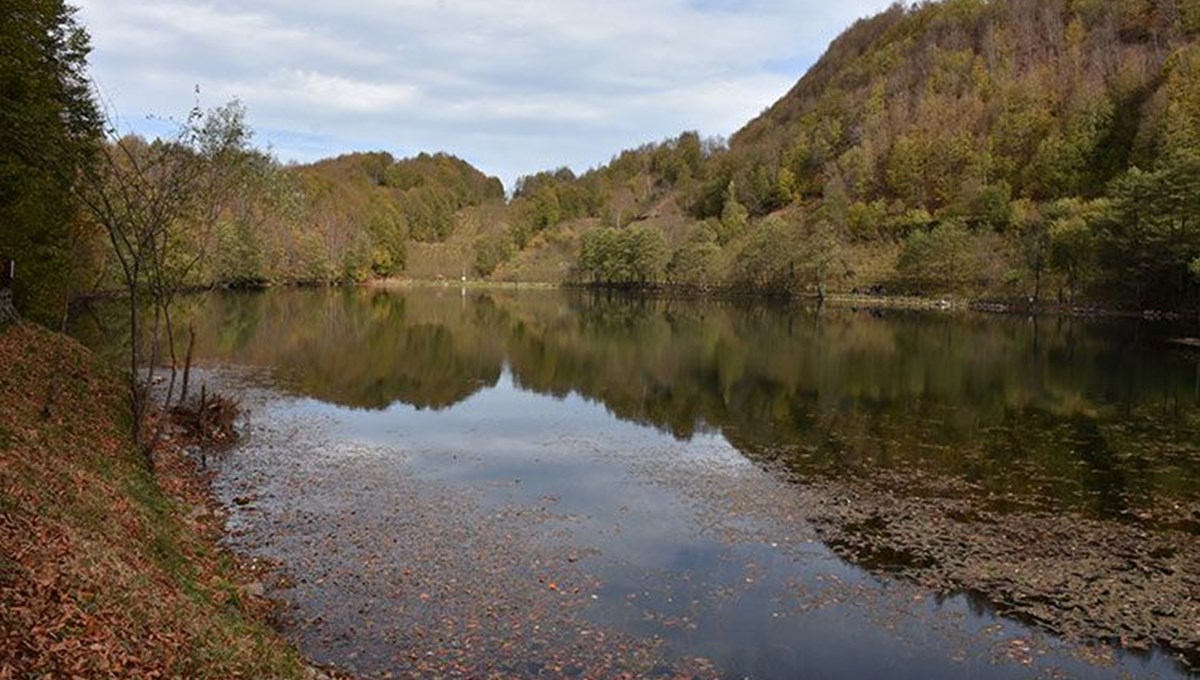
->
886, 135, 927, 207
76, 100, 253, 455
1094, 159, 1200, 303
576, 226, 666, 287
0, 0, 102, 322
1049, 208, 1099, 303
1013, 203, 1049, 301
718, 181, 749, 245
474, 231, 514, 277
799, 217, 841, 302
896, 220, 977, 293
667, 227, 721, 288
625, 226, 668, 285
731, 216, 800, 294
578, 228, 617, 284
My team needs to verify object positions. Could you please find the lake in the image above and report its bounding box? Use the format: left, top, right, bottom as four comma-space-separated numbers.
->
76, 286, 1200, 678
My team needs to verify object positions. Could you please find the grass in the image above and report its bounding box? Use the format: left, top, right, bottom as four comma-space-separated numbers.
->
0, 321, 308, 678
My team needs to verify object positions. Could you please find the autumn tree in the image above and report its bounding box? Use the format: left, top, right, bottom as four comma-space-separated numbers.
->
77, 100, 254, 454
717, 181, 749, 245
666, 225, 722, 289
730, 216, 800, 294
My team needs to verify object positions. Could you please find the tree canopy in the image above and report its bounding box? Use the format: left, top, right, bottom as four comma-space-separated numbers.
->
0, 0, 101, 321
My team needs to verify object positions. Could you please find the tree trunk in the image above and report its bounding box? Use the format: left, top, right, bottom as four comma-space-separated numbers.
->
127, 283, 147, 463
163, 303, 178, 407
180, 323, 196, 404
0, 290, 17, 326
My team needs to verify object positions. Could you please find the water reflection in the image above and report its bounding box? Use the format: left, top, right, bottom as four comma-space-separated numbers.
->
72, 287, 1200, 674
94, 287, 1198, 524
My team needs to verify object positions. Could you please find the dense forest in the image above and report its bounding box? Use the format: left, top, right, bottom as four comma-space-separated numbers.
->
5, 0, 1200, 323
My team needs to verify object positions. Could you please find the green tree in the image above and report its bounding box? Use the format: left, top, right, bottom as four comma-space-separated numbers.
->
1094, 160, 1200, 303
896, 220, 976, 293
213, 218, 263, 285
799, 217, 841, 302
718, 181, 749, 245
625, 226, 668, 285
531, 187, 562, 231
1049, 208, 1099, 303
774, 166, 798, 206
0, 0, 101, 322
1013, 204, 1049, 301
886, 135, 927, 207
667, 239, 721, 288
578, 228, 616, 284
667, 225, 721, 288
365, 200, 407, 277
577, 226, 666, 287
730, 216, 800, 294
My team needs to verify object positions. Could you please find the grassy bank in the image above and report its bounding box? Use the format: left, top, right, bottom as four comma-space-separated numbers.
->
0, 321, 307, 678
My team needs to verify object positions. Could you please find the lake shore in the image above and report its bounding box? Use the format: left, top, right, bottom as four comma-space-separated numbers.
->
0, 322, 315, 678
361, 277, 1200, 320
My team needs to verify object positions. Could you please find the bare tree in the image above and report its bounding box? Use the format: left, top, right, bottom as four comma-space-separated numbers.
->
74, 99, 250, 460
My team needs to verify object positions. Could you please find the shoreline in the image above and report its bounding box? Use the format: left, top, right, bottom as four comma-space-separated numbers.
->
68, 277, 1200, 323
792, 463, 1200, 672
0, 322, 315, 678
372, 279, 1200, 321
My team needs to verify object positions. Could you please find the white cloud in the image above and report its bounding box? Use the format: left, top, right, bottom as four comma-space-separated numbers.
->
74, 0, 897, 187
231, 71, 421, 114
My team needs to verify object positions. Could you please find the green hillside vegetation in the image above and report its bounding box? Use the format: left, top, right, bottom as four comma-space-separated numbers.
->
709, 0, 1200, 305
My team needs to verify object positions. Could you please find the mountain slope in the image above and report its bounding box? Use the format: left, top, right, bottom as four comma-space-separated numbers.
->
506, 0, 1200, 307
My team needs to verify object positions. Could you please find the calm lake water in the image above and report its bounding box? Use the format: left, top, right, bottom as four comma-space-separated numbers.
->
76, 287, 1200, 678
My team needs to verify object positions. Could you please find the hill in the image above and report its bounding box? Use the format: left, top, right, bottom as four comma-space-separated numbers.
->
203, 151, 506, 287
492, 0, 1200, 309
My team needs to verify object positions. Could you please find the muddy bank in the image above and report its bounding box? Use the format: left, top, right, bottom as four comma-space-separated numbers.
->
797, 466, 1200, 671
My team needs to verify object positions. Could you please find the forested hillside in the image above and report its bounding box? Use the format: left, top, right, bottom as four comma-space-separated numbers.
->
488, 0, 1200, 308
208, 151, 505, 286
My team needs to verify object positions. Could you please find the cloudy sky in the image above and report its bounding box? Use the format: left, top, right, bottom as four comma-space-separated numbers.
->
75, 0, 895, 189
